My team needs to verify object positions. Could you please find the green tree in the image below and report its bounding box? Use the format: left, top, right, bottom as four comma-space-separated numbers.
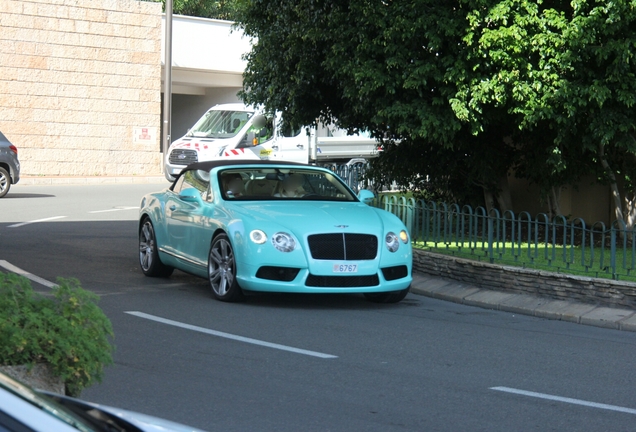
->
235, 0, 636, 218
236, 0, 520, 207
149, 0, 239, 20
457, 0, 636, 222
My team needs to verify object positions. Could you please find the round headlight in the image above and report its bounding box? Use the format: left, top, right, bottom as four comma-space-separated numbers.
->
250, 229, 267, 244
399, 230, 409, 243
385, 232, 399, 252
272, 232, 296, 252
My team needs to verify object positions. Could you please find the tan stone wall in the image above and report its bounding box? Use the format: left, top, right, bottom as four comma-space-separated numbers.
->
0, 0, 162, 176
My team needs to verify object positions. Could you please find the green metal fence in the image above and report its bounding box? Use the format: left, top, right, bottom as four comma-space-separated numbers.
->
375, 195, 636, 281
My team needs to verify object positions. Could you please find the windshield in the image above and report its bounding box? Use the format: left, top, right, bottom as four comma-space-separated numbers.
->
187, 110, 254, 139
218, 168, 357, 201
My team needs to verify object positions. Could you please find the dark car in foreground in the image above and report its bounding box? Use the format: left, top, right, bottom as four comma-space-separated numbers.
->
0, 371, 206, 431
0, 131, 20, 198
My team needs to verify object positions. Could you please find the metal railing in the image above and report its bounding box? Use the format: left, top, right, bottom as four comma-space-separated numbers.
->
374, 195, 636, 281
320, 162, 369, 193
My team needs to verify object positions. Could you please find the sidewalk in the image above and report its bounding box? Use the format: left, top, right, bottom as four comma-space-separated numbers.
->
17, 175, 167, 186
410, 272, 636, 332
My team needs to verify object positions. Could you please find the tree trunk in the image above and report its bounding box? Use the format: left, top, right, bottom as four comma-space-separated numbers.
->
495, 175, 513, 213
598, 142, 625, 224
624, 191, 636, 230
483, 188, 495, 214
548, 186, 563, 219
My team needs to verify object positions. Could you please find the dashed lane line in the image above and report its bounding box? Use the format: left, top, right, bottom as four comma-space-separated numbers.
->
490, 386, 636, 415
7, 216, 67, 228
126, 311, 338, 359
0, 260, 58, 288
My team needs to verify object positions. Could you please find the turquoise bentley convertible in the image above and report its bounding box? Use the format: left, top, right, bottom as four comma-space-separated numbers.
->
139, 160, 412, 303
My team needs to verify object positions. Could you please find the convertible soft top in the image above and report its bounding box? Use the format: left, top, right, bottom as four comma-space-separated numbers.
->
184, 159, 308, 173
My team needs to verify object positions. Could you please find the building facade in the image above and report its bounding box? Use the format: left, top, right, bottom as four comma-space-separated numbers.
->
1, 0, 163, 176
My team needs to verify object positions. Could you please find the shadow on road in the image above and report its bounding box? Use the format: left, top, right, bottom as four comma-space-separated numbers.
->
3, 193, 56, 199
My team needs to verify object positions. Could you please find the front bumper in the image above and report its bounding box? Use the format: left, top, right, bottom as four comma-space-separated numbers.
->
237, 261, 412, 294
164, 161, 186, 182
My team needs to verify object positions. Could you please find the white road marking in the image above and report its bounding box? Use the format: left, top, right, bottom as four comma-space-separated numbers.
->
0, 260, 58, 288
126, 311, 338, 359
7, 216, 67, 228
490, 386, 636, 415
88, 206, 138, 214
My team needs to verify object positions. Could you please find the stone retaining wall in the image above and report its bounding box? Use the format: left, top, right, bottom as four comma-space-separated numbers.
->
413, 249, 636, 309
0, 364, 65, 394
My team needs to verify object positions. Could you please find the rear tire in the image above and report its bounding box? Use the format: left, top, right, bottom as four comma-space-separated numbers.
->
208, 233, 244, 302
139, 218, 174, 277
0, 167, 11, 198
364, 286, 410, 303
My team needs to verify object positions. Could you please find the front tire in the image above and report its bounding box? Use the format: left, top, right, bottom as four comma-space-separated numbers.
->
364, 286, 410, 303
139, 218, 174, 277
208, 233, 244, 302
0, 167, 11, 198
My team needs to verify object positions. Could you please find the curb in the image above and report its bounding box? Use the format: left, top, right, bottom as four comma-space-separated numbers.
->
410, 273, 636, 332
17, 176, 168, 186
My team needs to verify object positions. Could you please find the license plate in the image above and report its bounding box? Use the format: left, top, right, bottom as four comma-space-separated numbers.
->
333, 264, 357, 273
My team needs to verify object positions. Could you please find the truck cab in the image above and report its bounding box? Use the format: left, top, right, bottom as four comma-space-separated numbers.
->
164, 103, 380, 181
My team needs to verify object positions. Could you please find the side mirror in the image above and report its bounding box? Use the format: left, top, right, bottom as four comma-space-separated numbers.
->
179, 187, 202, 203
357, 189, 375, 205
252, 114, 267, 128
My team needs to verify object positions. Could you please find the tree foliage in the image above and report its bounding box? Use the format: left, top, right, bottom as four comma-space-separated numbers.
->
235, 0, 636, 219
149, 0, 239, 20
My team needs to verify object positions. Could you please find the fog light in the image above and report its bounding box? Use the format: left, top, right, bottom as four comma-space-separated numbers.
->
385, 232, 399, 252
272, 232, 296, 252
250, 230, 267, 244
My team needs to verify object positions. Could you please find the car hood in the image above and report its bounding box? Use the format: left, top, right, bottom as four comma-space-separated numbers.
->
93, 404, 208, 432
231, 201, 391, 234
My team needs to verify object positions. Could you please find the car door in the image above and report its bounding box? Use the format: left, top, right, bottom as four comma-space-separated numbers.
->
271, 116, 308, 163
166, 169, 211, 268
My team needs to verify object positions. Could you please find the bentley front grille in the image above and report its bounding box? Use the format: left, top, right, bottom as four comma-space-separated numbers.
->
307, 233, 377, 260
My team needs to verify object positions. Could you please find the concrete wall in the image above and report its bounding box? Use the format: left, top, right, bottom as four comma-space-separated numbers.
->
0, 0, 162, 176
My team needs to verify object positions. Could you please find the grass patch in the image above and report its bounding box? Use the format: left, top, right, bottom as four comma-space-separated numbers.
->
414, 240, 636, 283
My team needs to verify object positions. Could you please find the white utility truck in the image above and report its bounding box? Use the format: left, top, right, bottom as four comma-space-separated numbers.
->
164, 103, 380, 181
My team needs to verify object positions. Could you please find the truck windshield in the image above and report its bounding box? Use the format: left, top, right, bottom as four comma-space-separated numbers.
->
187, 110, 254, 139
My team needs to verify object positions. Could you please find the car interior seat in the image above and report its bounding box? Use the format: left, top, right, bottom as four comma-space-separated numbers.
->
245, 179, 277, 196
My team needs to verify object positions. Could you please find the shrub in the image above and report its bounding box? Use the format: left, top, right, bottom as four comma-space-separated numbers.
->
0, 272, 114, 396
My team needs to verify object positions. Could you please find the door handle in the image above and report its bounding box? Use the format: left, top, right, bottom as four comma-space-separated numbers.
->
297, 144, 304, 149
169, 205, 176, 211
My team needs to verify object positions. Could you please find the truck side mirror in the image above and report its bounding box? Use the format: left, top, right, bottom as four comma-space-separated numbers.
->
252, 114, 267, 128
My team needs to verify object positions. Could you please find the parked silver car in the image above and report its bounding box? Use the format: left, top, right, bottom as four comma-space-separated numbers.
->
0, 131, 20, 198
0, 371, 207, 431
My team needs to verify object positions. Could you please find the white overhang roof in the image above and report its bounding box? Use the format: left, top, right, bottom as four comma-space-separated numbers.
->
161, 15, 252, 94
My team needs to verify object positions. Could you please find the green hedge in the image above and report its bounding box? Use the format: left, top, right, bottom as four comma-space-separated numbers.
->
0, 272, 114, 396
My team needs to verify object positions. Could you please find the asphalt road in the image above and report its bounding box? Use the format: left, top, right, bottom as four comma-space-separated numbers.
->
2, 183, 636, 431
